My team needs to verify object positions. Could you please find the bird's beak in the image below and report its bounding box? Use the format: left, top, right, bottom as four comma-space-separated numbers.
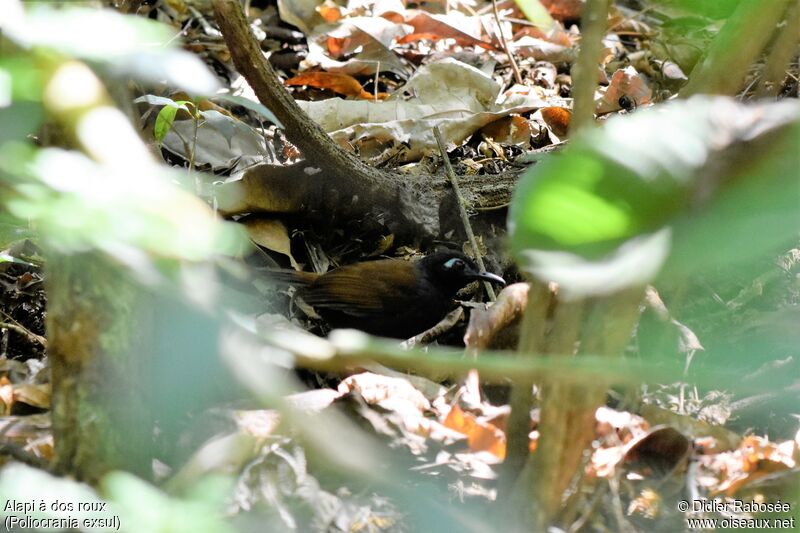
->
473, 271, 506, 285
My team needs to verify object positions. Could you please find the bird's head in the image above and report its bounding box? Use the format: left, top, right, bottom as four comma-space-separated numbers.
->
419, 251, 506, 295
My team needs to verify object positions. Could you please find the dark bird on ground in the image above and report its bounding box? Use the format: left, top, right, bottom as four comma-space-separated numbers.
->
268, 251, 506, 339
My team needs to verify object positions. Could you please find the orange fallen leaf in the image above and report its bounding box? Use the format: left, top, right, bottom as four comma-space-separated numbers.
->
712, 435, 796, 496
317, 0, 342, 23
540, 106, 571, 137
444, 404, 506, 459
481, 116, 533, 146
284, 72, 388, 100
326, 36, 351, 58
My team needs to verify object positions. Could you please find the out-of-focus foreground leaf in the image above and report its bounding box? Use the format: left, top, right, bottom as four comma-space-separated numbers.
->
0, 3, 220, 95
0, 147, 246, 270
509, 96, 800, 297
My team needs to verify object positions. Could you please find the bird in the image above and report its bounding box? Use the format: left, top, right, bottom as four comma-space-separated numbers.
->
266, 250, 506, 339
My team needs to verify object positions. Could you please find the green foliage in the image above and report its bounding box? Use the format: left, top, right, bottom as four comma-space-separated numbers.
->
2, 4, 220, 94
1, 147, 246, 262
0, 58, 44, 145
157, 101, 193, 143
509, 97, 800, 296
103, 472, 234, 533
0, 1, 252, 272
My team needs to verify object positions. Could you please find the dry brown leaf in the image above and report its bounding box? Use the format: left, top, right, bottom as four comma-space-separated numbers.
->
713, 435, 797, 496
512, 36, 574, 62
623, 426, 691, 474
640, 404, 740, 452
286, 388, 344, 411
627, 488, 662, 519
540, 106, 571, 137
464, 282, 530, 351
386, 10, 499, 51
595, 66, 653, 114
480, 116, 533, 146
243, 218, 299, 270
11, 383, 50, 409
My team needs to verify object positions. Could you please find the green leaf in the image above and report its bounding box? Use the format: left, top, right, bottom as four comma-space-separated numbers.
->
0, 252, 34, 266
1, 6, 220, 94
509, 96, 800, 296
0, 102, 44, 146
6, 148, 247, 265
0, 463, 108, 523
154, 105, 180, 143
102, 472, 234, 533
0, 57, 44, 102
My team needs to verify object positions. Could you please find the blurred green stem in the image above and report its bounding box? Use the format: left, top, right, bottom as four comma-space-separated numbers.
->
756, 0, 800, 97
570, 0, 609, 132
680, 0, 794, 97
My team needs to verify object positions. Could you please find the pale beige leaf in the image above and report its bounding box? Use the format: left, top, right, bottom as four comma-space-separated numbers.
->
244, 218, 299, 269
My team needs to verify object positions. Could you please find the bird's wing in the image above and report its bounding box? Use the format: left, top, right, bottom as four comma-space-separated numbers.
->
300, 260, 418, 318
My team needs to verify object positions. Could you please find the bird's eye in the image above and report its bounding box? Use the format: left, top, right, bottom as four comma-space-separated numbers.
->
444, 258, 465, 270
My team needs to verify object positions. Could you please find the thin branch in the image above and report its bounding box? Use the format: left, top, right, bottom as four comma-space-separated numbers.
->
0, 321, 47, 348
433, 126, 497, 301
491, 0, 523, 85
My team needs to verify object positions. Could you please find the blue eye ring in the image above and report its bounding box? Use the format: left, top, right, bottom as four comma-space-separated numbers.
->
444, 258, 465, 270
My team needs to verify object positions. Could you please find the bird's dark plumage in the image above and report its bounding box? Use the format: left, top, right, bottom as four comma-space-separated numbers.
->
268, 251, 505, 338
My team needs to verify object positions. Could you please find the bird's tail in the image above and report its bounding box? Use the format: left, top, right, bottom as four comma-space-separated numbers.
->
258, 268, 319, 287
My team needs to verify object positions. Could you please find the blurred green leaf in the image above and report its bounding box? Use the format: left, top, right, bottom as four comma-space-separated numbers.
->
665, 121, 800, 279
512, 0, 557, 31
2, 148, 247, 267
0, 252, 34, 265
0, 214, 36, 248
0, 463, 109, 525
0, 57, 44, 101
0, 4, 220, 94
653, 0, 743, 19
0, 102, 43, 145
0, 58, 44, 144
102, 472, 234, 533
509, 97, 800, 296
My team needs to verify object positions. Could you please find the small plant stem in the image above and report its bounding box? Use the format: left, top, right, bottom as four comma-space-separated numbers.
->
433, 126, 496, 301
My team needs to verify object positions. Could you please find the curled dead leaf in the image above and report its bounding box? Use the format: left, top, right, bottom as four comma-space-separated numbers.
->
285, 72, 388, 100
464, 282, 530, 351
243, 218, 299, 270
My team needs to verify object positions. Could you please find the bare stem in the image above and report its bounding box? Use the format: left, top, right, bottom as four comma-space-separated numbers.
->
433, 126, 496, 301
